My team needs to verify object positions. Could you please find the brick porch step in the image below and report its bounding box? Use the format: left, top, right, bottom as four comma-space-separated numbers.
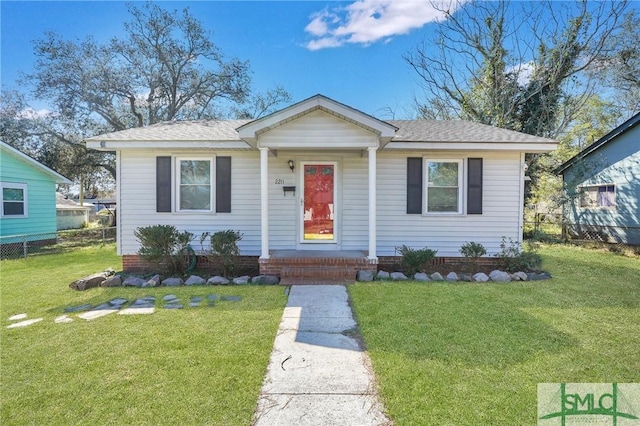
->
279, 266, 357, 285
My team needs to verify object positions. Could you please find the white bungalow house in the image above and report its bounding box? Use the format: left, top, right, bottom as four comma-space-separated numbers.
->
86, 95, 556, 282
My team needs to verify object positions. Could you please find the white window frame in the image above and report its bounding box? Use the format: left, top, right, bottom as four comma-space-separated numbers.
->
1, 182, 28, 218
424, 158, 464, 215
175, 157, 215, 213
579, 184, 616, 209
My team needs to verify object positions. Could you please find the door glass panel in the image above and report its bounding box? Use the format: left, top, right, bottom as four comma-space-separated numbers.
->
303, 164, 334, 240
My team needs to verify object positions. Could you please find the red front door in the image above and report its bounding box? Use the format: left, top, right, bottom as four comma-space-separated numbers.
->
302, 164, 335, 241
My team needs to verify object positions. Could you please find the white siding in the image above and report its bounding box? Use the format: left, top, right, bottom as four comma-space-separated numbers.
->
266, 151, 369, 250
119, 150, 262, 255
267, 156, 297, 250
341, 154, 369, 250
376, 151, 523, 256
258, 110, 378, 149
118, 148, 524, 258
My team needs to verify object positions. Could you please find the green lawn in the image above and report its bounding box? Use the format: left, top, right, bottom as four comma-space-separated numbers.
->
350, 244, 640, 425
0, 245, 287, 425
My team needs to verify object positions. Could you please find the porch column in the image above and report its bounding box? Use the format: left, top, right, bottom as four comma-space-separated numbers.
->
260, 147, 270, 259
368, 147, 377, 262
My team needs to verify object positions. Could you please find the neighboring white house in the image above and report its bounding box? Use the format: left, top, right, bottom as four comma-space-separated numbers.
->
86, 94, 557, 274
56, 193, 92, 230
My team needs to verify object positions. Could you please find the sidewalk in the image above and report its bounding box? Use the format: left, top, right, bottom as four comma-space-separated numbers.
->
253, 285, 392, 425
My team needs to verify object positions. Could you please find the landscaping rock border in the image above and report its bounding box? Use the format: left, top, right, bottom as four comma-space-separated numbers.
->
362, 269, 551, 283
70, 269, 281, 291
70, 267, 550, 291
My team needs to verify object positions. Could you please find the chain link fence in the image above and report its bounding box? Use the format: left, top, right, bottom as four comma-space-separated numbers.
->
0, 227, 116, 259
563, 223, 640, 245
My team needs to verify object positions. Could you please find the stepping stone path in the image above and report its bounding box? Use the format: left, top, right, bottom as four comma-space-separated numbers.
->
120, 297, 155, 315
64, 304, 92, 313
54, 315, 73, 324
162, 294, 183, 309
7, 318, 43, 329
8, 313, 27, 321
6, 294, 241, 328
78, 303, 120, 321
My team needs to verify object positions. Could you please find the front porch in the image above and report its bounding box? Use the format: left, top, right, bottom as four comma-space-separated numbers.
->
259, 250, 377, 285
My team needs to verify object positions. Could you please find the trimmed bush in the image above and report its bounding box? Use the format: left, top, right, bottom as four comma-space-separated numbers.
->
134, 225, 193, 274
201, 230, 243, 277
396, 244, 438, 274
460, 241, 487, 271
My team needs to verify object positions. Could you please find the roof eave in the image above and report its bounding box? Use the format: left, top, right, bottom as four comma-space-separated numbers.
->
1, 141, 72, 184
86, 140, 252, 150
384, 141, 558, 152
556, 112, 640, 175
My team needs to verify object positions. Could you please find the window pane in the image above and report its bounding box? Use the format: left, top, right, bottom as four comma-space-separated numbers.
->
180, 160, 210, 185
598, 185, 615, 207
427, 188, 459, 212
3, 188, 24, 201
180, 185, 211, 210
3, 201, 24, 215
428, 162, 458, 186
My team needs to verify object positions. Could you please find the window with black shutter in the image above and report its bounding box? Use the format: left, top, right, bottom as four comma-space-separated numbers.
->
155, 155, 231, 213
467, 158, 483, 214
156, 156, 172, 212
407, 157, 423, 214
216, 156, 231, 213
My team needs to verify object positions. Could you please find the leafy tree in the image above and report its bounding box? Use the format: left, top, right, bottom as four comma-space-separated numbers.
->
589, 10, 640, 117
28, 2, 253, 129
405, 0, 629, 207
3, 2, 289, 191
405, 0, 628, 138
528, 94, 621, 214
0, 90, 114, 195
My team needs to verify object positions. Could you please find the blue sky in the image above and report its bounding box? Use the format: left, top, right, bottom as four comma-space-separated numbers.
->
1, 1, 459, 119
2, 1, 637, 120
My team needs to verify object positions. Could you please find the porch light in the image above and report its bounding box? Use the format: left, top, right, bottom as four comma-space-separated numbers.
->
288, 160, 295, 172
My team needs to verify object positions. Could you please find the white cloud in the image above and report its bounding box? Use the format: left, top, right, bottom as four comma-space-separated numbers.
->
17, 108, 53, 119
507, 61, 535, 86
304, 0, 464, 50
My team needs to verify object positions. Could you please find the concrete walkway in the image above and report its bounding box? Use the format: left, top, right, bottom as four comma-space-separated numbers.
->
253, 285, 392, 426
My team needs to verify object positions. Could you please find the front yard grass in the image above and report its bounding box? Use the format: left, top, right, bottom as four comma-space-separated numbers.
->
0, 245, 287, 425
350, 244, 640, 425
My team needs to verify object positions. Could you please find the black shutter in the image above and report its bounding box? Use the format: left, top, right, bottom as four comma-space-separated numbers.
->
156, 156, 172, 212
216, 156, 231, 213
467, 158, 483, 214
407, 157, 423, 214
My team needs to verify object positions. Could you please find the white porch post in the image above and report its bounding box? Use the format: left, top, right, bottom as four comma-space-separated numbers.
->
260, 147, 270, 259
368, 147, 377, 261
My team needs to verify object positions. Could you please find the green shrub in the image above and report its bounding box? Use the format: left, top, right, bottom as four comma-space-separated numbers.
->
397, 244, 438, 274
202, 230, 243, 277
494, 237, 542, 272
460, 241, 487, 259
134, 225, 193, 274
459, 241, 487, 271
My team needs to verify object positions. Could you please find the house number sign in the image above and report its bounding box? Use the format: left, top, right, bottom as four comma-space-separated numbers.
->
275, 178, 285, 184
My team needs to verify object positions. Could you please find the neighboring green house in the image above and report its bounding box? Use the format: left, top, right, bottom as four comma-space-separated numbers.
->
556, 112, 640, 245
1, 141, 72, 246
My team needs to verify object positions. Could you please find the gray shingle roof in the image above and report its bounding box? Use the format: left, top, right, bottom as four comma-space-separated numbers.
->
387, 120, 555, 143
87, 118, 555, 144
87, 119, 250, 141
